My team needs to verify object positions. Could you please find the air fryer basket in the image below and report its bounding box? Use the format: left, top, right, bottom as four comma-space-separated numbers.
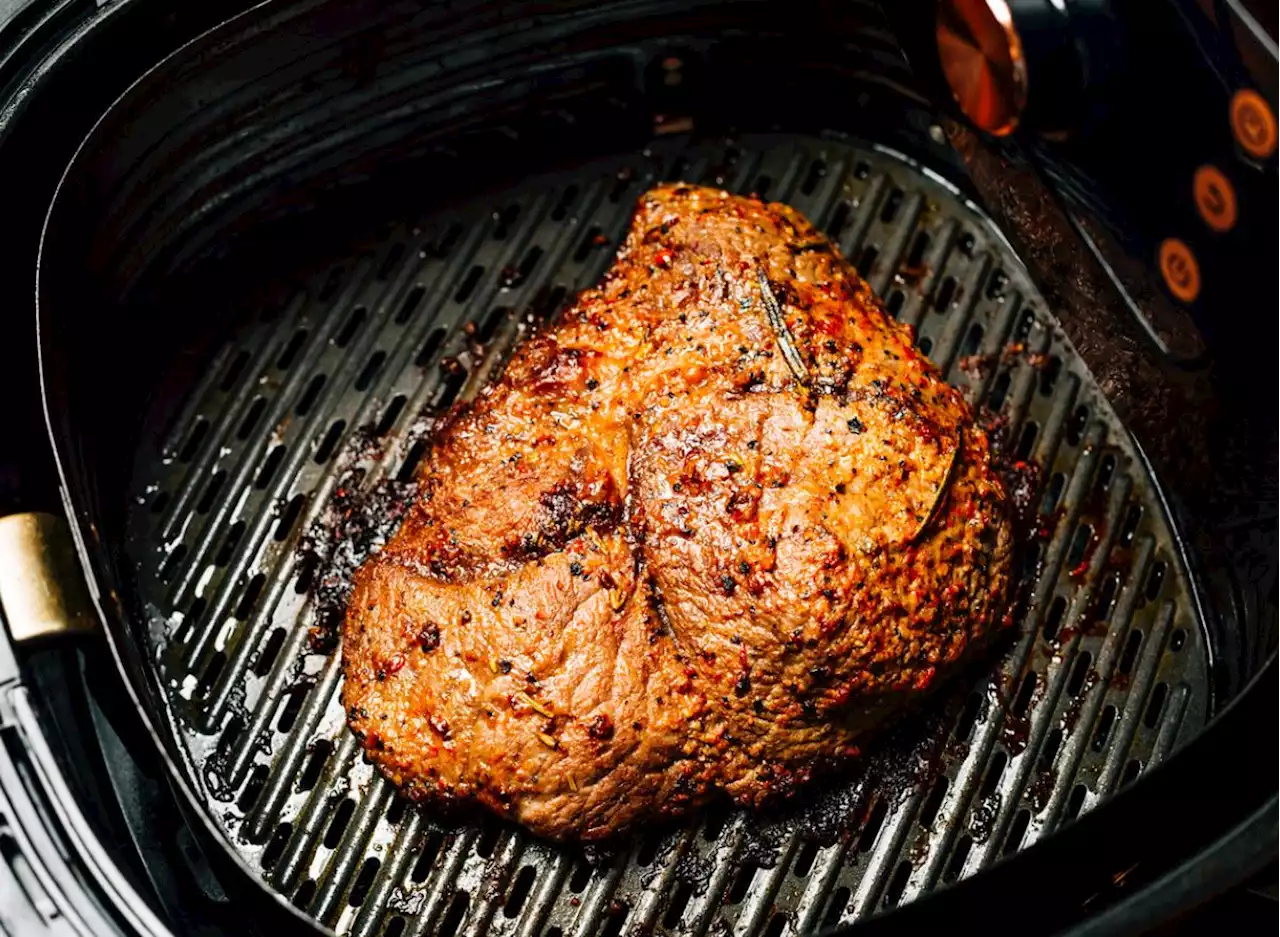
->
33, 2, 1273, 937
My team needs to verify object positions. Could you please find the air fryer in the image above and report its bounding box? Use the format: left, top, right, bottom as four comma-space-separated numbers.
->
0, 2, 1274, 937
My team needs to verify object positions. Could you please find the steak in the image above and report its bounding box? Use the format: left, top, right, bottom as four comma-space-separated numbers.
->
341, 184, 1014, 840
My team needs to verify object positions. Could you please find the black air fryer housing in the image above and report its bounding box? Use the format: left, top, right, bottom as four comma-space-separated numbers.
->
0, 2, 1274, 936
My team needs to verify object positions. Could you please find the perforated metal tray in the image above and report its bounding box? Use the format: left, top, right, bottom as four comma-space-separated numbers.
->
126, 134, 1210, 937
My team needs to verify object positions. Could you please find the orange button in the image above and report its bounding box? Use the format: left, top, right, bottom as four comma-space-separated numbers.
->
1192, 165, 1238, 233
1230, 88, 1277, 160
1158, 238, 1201, 304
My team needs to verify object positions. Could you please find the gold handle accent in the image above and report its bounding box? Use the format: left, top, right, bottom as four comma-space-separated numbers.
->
0, 513, 99, 642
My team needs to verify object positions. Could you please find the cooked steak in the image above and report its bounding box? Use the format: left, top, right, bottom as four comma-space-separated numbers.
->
341, 184, 1014, 840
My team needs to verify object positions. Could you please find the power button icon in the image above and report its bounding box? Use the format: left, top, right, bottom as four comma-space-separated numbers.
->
1230, 89, 1277, 161
1158, 238, 1201, 304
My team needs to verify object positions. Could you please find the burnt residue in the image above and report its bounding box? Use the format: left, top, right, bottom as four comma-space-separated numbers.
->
296, 422, 426, 653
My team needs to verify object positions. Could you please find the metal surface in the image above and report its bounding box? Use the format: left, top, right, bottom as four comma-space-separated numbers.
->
125, 135, 1211, 937
0, 513, 98, 643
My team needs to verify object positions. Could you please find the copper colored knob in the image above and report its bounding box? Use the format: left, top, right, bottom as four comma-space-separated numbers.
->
936, 0, 1028, 136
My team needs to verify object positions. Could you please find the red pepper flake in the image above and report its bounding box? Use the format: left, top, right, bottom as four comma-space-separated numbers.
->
385, 652, 406, 674
655, 248, 674, 269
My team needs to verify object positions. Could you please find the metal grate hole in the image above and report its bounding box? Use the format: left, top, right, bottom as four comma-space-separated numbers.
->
1003, 809, 1031, 855
238, 764, 269, 814
324, 799, 356, 849
184, 596, 206, 631
439, 890, 470, 936
350, 857, 381, 907
255, 446, 286, 490
823, 886, 852, 929
534, 284, 569, 320
886, 289, 905, 317
794, 839, 820, 876
275, 494, 307, 541
150, 490, 170, 514
1066, 406, 1089, 446
319, 268, 344, 301
235, 573, 266, 620
294, 552, 319, 592
476, 825, 501, 859
396, 438, 428, 483
985, 267, 1009, 300
493, 204, 521, 239
854, 160, 871, 179
436, 366, 468, 410
1038, 356, 1062, 396
1041, 472, 1066, 515
1091, 572, 1120, 623
857, 798, 889, 852
335, 307, 367, 348
503, 865, 536, 918
826, 202, 852, 240
179, 418, 210, 462
574, 226, 605, 263
1013, 671, 1038, 717
905, 229, 930, 269
504, 246, 543, 287
1143, 683, 1169, 728
216, 714, 244, 758
355, 351, 386, 392
278, 331, 308, 371
298, 739, 332, 792
1144, 561, 1167, 602
454, 267, 484, 304
277, 685, 308, 733
636, 833, 663, 866
919, 775, 949, 830
960, 322, 985, 359
261, 823, 292, 872
294, 879, 316, 910
1066, 523, 1094, 571
702, 800, 731, 841
551, 184, 579, 221
727, 863, 758, 904
879, 187, 904, 223
599, 901, 627, 937
663, 880, 694, 929
237, 398, 267, 440
296, 373, 327, 416
410, 832, 444, 883
1044, 596, 1064, 640
544, 928, 563, 937
378, 242, 406, 281
414, 328, 446, 368
197, 472, 226, 513
933, 275, 957, 311
1119, 629, 1143, 676
433, 222, 463, 258
384, 797, 407, 827
383, 917, 405, 937
253, 628, 286, 677
1064, 785, 1087, 820
159, 544, 188, 582
1120, 503, 1143, 545
917, 336, 933, 357
753, 174, 773, 197
987, 370, 1011, 411
1067, 652, 1093, 698
955, 692, 983, 742
800, 158, 826, 195
979, 750, 1008, 799
942, 836, 971, 883
1094, 453, 1117, 494
314, 420, 346, 463
762, 913, 787, 937
1038, 727, 1063, 773
1092, 705, 1117, 752
1170, 628, 1187, 652
1014, 420, 1038, 461
375, 395, 407, 437
610, 166, 635, 201
567, 861, 592, 894
222, 350, 251, 390
395, 285, 425, 324
1121, 759, 1143, 787
857, 244, 879, 275
478, 306, 509, 343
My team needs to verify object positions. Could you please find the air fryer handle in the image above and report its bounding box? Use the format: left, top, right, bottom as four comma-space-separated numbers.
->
0, 512, 99, 644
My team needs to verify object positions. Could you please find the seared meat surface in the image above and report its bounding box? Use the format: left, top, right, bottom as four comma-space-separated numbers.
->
341, 185, 1013, 840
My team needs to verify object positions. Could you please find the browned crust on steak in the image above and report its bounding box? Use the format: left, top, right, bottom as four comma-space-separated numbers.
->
341, 184, 1014, 840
